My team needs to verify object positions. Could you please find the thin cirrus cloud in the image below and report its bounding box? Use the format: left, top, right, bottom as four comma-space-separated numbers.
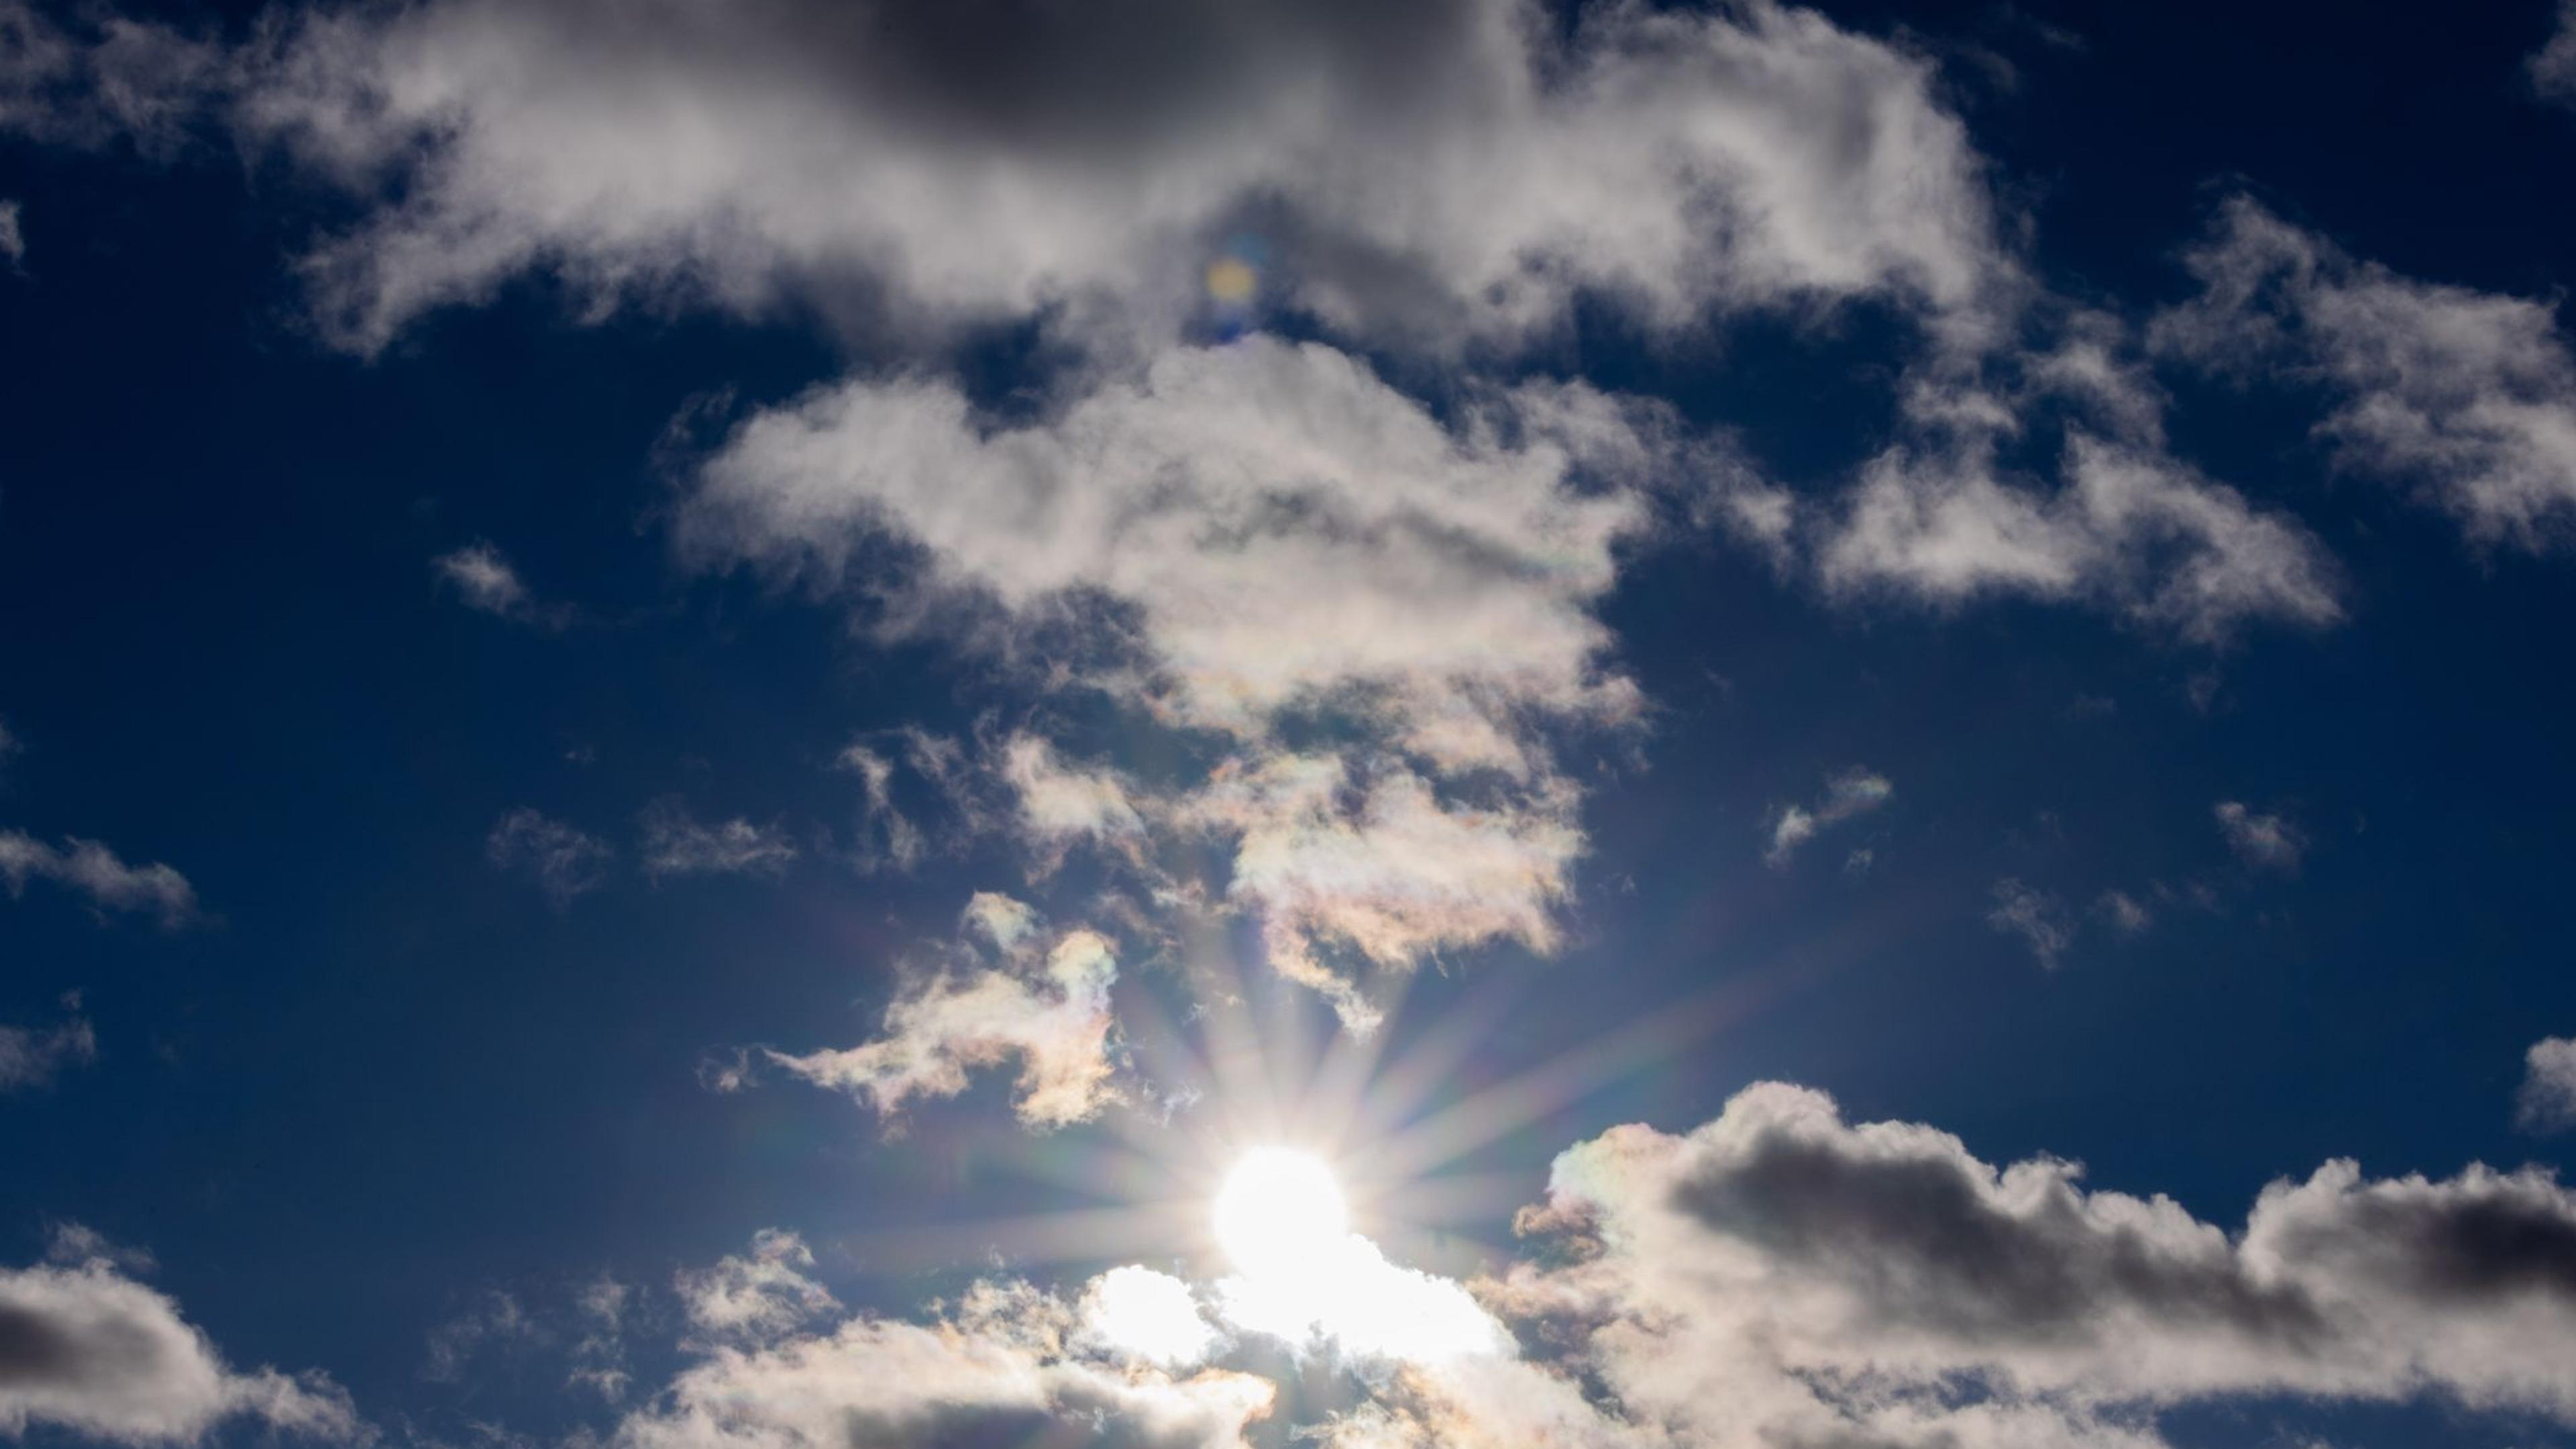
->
0, 1227, 358, 1446
0, 830, 198, 928
484, 807, 612, 906
635, 799, 798, 881
1986, 877, 2073, 969
431, 541, 575, 629
0, 996, 96, 1091
1764, 767, 1892, 865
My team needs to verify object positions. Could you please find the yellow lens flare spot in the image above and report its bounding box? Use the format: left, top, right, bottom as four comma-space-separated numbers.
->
1204, 256, 1259, 305
1213, 1146, 1345, 1279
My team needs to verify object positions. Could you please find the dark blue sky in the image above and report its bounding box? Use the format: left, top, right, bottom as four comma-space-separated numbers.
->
5, 3, 2576, 1448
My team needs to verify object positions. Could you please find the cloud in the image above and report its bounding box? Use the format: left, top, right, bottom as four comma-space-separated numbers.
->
1819, 427, 2343, 643
686, 335, 1715, 1024
0, 0, 218, 154
2154, 196, 2576, 549
765, 897, 1122, 1128
2098, 889, 2154, 934
1077, 1267, 1220, 1370
0, 1229, 358, 1446
1987, 877, 2071, 968
635, 800, 797, 880
674, 1229, 839, 1344
0, 830, 199, 927
2215, 800, 2306, 871
0, 198, 21, 269
619, 1265, 1274, 1449
1765, 767, 1892, 865
1473, 1081, 2576, 1449
2534, 1, 2576, 104
484, 808, 612, 906
423, 1290, 535, 1383
233, 0, 2011, 356
2521, 1036, 2576, 1134
0, 998, 97, 1091
432, 542, 574, 629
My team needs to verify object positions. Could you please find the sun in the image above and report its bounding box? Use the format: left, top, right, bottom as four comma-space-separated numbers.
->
1212, 1147, 1346, 1279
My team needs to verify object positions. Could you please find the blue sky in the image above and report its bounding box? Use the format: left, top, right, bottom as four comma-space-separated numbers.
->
5, 2, 2576, 1448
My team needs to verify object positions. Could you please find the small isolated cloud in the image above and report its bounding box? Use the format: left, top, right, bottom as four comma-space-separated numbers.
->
765, 897, 1121, 1128
1765, 767, 1892, 865
2155, 196, 2576, 550
1987, 877, 2072, 968
0, 830, 198, 927
0, 1229, 358, 1445
485, 808, 612, 906
2534, 1, 2576, 104
431, 541, 573, 629
2522, 1036, 2576, 1133
0, 199, 22, 269
637, 800, 796, 880
0, 996, 96, 1091
2216, 800, 2306, 871
423, 1290, 535, 1383
2096, 889, 2153, 934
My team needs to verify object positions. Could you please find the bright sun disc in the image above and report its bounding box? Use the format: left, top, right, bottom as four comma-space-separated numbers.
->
1214, 1147, 1346, 1278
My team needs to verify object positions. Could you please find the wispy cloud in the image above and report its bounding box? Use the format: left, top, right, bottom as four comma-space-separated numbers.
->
2215, 799, 2306, 871
636, 800, 796, 881
484, 808, 611, 906
2534, 1, 2576, 105
0, 995, 95, 1091
0, 830, 199, 927
1987, 877, 2072, 968
2521, 1036, 2576, 1133
432, 541, 574, 629
1765, 767, 1892, 865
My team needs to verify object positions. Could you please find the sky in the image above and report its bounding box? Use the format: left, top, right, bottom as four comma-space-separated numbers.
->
5, 1, 2576, 1447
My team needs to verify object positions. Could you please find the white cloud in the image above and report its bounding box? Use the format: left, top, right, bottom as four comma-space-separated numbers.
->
0, 999, 96, 1091
1463, 1081, 2576, 1449
674, 1229, 839, 1344
2155, 196, 2576, 549
686, 336, 1705, 1024
765, 900, 1122, 1128
636, 800, 797, 880
2521, 1036, 2576, 1133
619, 1273, 1275, 1449
234, 0, 2012, 356
1821, 428, 2343, 642
2215, 799, 2306, 871
2098, 889, 2153, 934
484, 807, 612, 905
0, 198, 22, 268
0, 830, 199, 927
1764, 767, 1892, 865
1077, 1267, 1220, 1370
0, 1230, 358, 1446
432, 541, 573, 629
1987, 876, 2071, 969
2534, 1, 2576, 104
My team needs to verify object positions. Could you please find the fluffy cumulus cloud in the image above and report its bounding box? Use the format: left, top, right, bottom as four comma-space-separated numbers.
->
1452, 1082, 2576, 1449
636, 799, 798, 880
0, 830, 198, 927
1765, 766, 1891, 865
2522, 1036, 2576, 1134
628, 1242, 1273, 1449
232, 0, 2009, 355
2155, 196, 2576, 549
0, 1229, 356, 1446
765, 895, 1123, 1127
686, 336, 1714, 1026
